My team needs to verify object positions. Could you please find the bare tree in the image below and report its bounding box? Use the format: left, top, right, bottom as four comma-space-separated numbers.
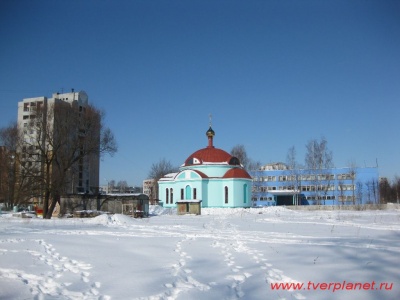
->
18, 102, 117, 218
0, 123, 35, 208
117, 180, 128, 193
286, 146, 297, 170
148, 158, 178, 201
305, 137, 333, 170
0, 124, 18, 208
356, 181, 363, 204
248, 160, 262, 171
148, 158, 177, 181
395, 176, 400, 204
347, 161, 357, 205
379, 178, 391, 204
247, 160, 261, 207
0, 123, 19, 154
230, 144, 261, 172
365, 180, 372, 204
286, 146, 302, 205
108, 180, 116, 193
338, 180, 345, 204
230, 144, 249, 169
304, 137, 334, 204
371, 179, 379, 204
0, 147, 7, 205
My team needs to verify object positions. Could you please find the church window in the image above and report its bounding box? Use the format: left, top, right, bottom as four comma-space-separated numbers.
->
170, 188, 173, 204
181, 188, 184, 200
166, 188, 169, 204
193, 188, 197, 199
225, 186, 228, 204
187, 157, 201, 165
185, 185, 192, 200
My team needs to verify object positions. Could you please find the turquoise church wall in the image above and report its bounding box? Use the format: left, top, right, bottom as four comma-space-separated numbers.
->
159, 176, 251, 208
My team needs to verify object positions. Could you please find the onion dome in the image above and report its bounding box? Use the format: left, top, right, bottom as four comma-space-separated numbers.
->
206, 126, 215, 148
206, 126, 215, 137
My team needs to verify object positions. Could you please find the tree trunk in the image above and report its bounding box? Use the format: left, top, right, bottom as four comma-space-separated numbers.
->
43, 190, 50, 218
45, 196, 59, 219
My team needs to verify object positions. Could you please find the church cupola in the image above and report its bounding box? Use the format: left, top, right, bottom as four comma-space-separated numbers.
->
206, 114, 215, 148
206, 126, 215, 148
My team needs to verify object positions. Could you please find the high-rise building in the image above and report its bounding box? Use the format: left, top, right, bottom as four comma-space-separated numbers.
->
17, 90, 99, 196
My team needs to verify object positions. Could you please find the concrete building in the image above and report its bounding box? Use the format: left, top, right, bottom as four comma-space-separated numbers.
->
158, 126, 252, 208
17, 90, 99, 196
143, 179, 156, 200
250, 163, 379, 206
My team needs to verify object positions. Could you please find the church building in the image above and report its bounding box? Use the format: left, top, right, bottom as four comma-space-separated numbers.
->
158, 125, 252, 208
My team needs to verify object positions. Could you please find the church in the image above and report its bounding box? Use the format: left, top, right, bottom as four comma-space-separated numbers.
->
158, 125, 252, 208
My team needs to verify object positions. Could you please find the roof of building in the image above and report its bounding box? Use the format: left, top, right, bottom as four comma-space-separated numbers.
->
184, 147, 233, 166
223, 168, 252, 179
193, 170, 209, 178
183, 125, 245, 167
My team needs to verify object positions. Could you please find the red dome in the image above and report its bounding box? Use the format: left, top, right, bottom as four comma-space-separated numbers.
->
223, 168, 252, 179
184, 147, 233, 166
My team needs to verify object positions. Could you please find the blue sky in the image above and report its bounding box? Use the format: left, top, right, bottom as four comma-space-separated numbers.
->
1, 0, 399, 187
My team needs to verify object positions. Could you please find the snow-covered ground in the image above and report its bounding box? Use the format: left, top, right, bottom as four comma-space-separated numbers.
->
1, 206, 399, 300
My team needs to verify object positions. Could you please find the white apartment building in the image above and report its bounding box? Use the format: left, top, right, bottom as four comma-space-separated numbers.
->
17, 90, 99, 195
143, 179, 156, 199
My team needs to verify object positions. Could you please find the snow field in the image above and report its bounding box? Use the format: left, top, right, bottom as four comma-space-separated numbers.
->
0, 206, 399, 299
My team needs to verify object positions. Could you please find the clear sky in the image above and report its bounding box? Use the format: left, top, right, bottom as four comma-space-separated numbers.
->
1, 0, 399, 187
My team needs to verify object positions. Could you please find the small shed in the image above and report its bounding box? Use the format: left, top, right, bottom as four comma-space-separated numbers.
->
176, 200, 202, 215
115, 193, 149, 217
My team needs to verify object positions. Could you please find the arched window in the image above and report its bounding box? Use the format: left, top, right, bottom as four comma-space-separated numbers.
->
166, 188, 169, 204
225, 186, 228, 204
170, 188, 173, 204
